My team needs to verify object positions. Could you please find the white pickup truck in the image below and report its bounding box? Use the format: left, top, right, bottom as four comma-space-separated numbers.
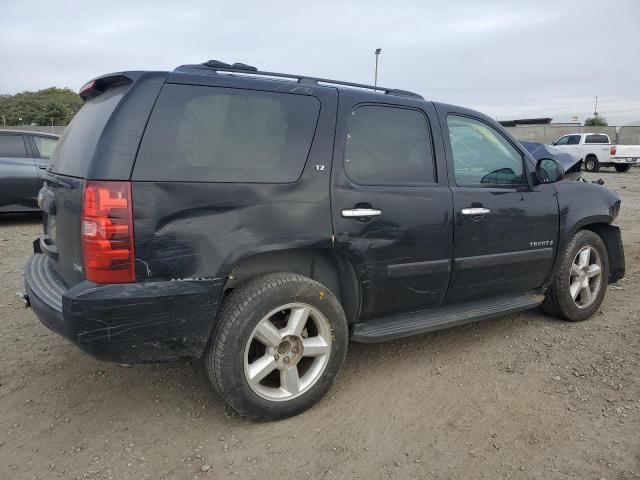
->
551, 133, 640, 173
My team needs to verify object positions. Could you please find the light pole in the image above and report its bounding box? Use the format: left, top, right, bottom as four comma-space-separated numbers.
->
374, 48, 381, 89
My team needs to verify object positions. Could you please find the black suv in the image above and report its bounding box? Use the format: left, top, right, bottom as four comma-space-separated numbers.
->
23, 61, 625, 420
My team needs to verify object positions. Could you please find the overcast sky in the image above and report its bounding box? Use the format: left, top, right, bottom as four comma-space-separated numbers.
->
2, 0, 639, 125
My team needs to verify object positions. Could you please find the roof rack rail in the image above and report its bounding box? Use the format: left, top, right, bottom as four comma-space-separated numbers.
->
179, 60, 424, 100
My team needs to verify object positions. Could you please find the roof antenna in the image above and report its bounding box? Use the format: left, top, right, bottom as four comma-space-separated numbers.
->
374, 48, 382, 90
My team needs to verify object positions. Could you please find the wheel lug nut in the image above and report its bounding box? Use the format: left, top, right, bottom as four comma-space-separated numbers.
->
274, 354, 279, 361
284, 357, 290, 364
292, 347, 299, 354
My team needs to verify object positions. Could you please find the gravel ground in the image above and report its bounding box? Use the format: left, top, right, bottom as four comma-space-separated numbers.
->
1, 170, 639, 480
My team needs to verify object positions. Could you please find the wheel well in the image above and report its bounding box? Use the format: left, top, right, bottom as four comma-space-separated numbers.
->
223, 249, 361, 324
579, 223, 625, 282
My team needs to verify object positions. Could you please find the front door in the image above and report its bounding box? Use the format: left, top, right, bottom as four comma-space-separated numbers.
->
438, 109, 559, 304
331, 92, 453, 321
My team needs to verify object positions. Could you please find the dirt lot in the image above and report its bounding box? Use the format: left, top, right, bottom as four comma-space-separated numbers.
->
1, 170, 639, 480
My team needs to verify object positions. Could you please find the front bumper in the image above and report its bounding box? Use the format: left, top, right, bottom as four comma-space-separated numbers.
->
24, 253, 223, 363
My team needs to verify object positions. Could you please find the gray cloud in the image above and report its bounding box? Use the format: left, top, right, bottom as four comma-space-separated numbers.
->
1, 0, 639, 124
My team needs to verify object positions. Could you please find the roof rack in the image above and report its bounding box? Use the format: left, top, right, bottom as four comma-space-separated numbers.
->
174, 60, 424, 100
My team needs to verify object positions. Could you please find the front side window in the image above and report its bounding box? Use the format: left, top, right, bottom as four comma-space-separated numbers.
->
33, 136, 58, 159
554, 136, 570, 145
567, 135, 581, 145
447, 115, 525, 186
134, 85, 320, 183
584, 134, 609, 144
344, 105, 435, 185
0, 134, 27, 158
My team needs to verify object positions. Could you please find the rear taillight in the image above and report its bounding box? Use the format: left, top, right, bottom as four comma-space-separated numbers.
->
82, 181, 135, 283
611, 146, 617, 156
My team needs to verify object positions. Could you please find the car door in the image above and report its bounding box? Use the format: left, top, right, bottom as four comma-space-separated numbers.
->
437, 106, 559, 304
553, 134, 582, 161
29, 134, 58, 171
0, 133, 41, 211
583, 134, 612, 162
331, 92, 453, 321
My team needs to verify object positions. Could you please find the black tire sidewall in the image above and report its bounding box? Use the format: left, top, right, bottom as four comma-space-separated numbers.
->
550, 230, 609, 321
615, 164, 631, 172
209, 274, 348, 420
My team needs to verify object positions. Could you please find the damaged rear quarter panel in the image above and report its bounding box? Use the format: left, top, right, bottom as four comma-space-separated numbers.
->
131, 179, 334, 284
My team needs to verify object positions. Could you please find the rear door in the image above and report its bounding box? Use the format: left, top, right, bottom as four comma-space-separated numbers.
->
0, 133, 40, 211
29, 135, 59, 170
437, 106, 559, 304
331, 92, 453, 321
583, 134, 612, 162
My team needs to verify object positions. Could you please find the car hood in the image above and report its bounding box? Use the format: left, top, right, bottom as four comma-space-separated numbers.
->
519, 140, 579, 169
519, 140, 583, 180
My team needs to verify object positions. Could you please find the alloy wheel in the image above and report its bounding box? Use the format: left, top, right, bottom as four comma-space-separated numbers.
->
243, 303, 332, 401
569, 246, 602, 308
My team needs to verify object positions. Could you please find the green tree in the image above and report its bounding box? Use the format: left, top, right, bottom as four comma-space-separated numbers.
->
0, 87, 83, 126
584, 115, 608, 126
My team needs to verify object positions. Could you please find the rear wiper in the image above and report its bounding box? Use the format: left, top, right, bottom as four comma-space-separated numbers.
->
42, 172, 75, 188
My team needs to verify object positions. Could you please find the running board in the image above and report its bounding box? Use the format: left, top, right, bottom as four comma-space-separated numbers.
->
351, 293, 544, 343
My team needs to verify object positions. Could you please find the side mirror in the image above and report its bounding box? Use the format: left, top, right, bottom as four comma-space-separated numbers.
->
536, 158, 565, 184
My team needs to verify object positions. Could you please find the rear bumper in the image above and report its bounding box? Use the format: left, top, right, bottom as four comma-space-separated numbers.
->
610, 157, 640, 164
25, 253, 223, 363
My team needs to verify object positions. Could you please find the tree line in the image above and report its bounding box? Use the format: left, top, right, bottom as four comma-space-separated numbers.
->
0, 87, 83, 126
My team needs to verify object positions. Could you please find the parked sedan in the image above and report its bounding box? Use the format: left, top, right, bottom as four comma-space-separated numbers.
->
0, 130, 59, 213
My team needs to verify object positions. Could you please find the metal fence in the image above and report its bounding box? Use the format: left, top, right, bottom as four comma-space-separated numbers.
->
1, 126, 65, 135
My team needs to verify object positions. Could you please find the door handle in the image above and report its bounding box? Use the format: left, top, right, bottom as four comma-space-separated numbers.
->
38, 165, 47, 170
461, 207, 491, 215
342, 208, 382, 218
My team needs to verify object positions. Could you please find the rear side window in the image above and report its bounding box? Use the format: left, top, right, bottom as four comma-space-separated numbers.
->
344, 105, 435, 185
0, 134, 27, 157
133, 85, 321, 183
32, 136, 59, 159
585, 134, 609, 144
49, 85, 128, 176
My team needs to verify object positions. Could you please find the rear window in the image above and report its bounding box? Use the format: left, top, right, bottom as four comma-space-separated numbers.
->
585, 134, 609, 144
49, 85, 128, 176
0, 134, 27, 157
133, 84, 320, 183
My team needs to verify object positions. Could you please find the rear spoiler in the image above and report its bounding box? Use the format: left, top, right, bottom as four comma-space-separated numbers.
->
79, 74, 133, 101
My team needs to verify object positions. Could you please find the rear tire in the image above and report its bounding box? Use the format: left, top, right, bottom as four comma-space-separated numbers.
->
615, 164, 631, 172
584, 156, 600, 172
543, 230, 609, 322
205, 273, 348, 420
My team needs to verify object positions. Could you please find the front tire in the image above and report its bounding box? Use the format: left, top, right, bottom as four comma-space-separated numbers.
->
615, 164, 631, 172
206, 273, 348, 420
543, 230, 609, 321
584, 156, 600, 172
